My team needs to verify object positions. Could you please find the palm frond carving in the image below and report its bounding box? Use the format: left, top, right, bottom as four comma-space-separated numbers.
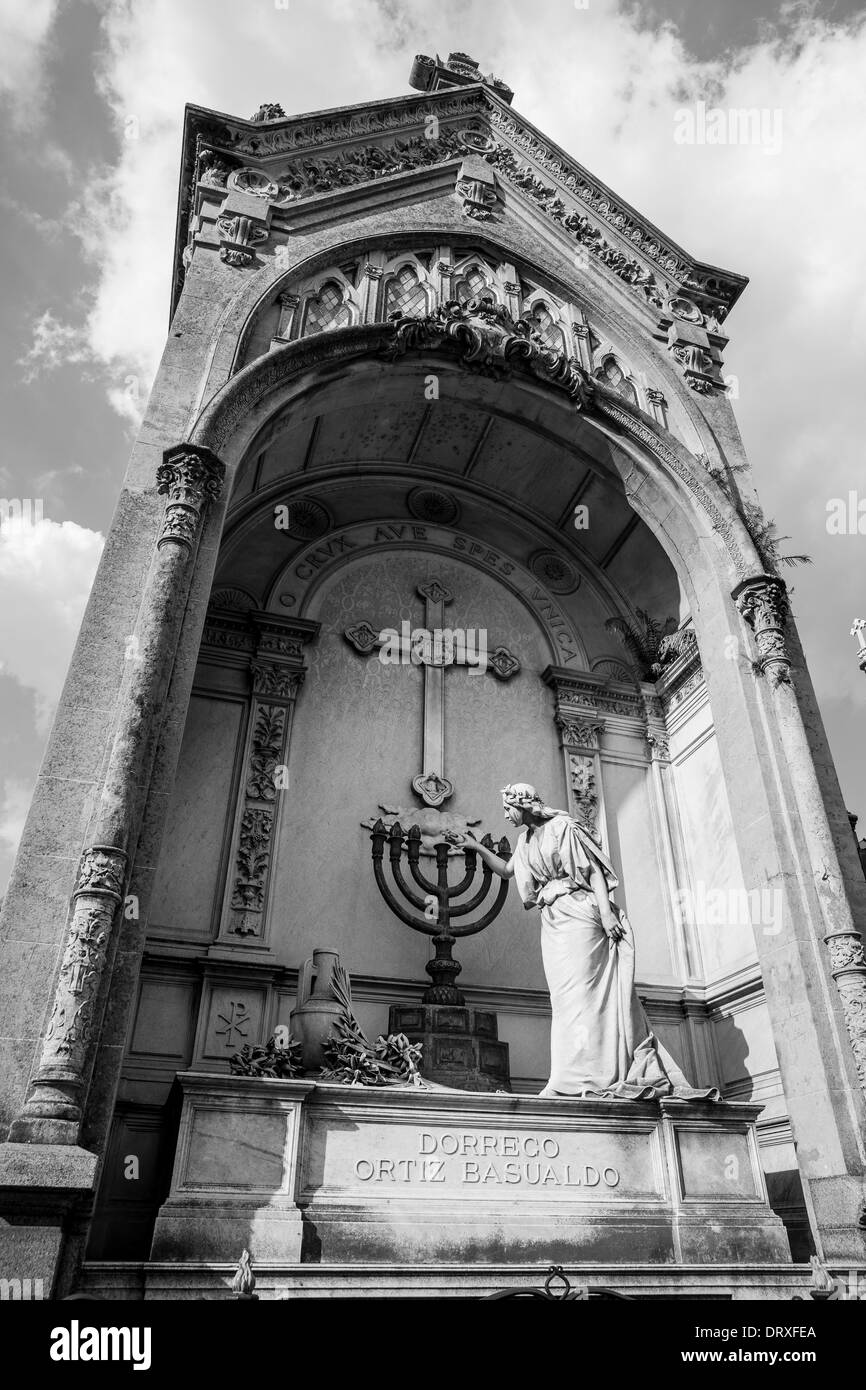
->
604, 608, 680, 679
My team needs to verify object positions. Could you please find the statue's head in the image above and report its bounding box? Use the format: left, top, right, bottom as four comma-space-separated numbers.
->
500, 782, 546, 825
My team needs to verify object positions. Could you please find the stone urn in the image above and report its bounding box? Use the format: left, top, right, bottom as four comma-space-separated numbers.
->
290, 947, 345, 1070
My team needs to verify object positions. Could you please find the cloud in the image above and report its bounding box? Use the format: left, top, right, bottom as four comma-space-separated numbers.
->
0, 0, 59, 117
0, 516, 104, 733
0, 775, 34, 864
16, 309, 94, 382
16, 306, 146, 429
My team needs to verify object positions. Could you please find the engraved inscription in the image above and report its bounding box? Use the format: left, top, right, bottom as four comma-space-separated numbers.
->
352, 1131, 621, 1189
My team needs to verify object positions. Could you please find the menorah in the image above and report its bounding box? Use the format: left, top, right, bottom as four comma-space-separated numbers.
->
369, 819, 512, 1090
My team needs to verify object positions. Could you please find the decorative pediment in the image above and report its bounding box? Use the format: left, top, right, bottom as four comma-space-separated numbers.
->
175, 79, 746, 323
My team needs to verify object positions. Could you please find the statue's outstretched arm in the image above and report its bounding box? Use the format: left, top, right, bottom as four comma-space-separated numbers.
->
446, 831, 514, 879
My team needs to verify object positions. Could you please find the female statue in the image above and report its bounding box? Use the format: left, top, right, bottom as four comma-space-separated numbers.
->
448, 783, 711, 1099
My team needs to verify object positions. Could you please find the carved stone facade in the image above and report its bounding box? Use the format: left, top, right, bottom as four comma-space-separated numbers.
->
178, 79, 744, 324
6, 50, 866, 1301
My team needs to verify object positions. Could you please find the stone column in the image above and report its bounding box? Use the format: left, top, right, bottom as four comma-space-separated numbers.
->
502, 276, 522, 322
643, 721, 697, 981
646, 386, 669, 431
360, 262, 384, 322
9, 445, 224, 1144
219, 613, 318, 944
274, 291, 300, 343
734, 574, 866, 1253
436, 259, 454, 306
570, 318, 593, 373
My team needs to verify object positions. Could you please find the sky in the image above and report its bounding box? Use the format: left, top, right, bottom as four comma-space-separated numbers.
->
0, 0, 865, 895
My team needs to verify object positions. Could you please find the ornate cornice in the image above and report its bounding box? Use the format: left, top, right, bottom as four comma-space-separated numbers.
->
542, 666, 646, 721
202, 605, 320, 658
173, 85, 746, 320
485, 106, 745, 314
173, 88, 487, 311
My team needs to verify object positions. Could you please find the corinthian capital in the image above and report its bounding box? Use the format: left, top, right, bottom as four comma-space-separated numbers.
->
733, 575, 791, 686
156, 445, 225, 552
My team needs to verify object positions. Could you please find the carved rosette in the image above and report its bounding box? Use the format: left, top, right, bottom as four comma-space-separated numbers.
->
734, 576, 792, 687
32, 844, 128, 1105
824, 930, 866, 1093
156, 449, 224, 553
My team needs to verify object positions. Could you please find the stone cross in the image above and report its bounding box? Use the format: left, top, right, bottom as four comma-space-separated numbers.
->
344, 577, 519, 806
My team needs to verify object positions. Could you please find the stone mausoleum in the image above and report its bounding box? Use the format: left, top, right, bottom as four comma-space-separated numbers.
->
1, 51, 865, 1299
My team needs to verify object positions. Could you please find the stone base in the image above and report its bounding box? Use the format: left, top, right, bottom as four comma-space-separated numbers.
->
150, 1074, 791, 1268
151, 1077, 314, 1263
0, 1141, 100, 1297
388, 1003, 510, 1091
78, 1260, 835, 1301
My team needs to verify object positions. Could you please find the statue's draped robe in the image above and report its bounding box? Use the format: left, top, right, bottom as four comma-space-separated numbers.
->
512, 813, 705, 1098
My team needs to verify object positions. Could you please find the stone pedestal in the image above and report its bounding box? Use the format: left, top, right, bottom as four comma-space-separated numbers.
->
150, 1076, 314, 1262
150, 1073, 790, 1269
389, 1003, 509, 1091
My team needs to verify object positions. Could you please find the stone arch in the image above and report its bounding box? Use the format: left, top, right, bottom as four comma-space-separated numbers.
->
191, 317, 761, 599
